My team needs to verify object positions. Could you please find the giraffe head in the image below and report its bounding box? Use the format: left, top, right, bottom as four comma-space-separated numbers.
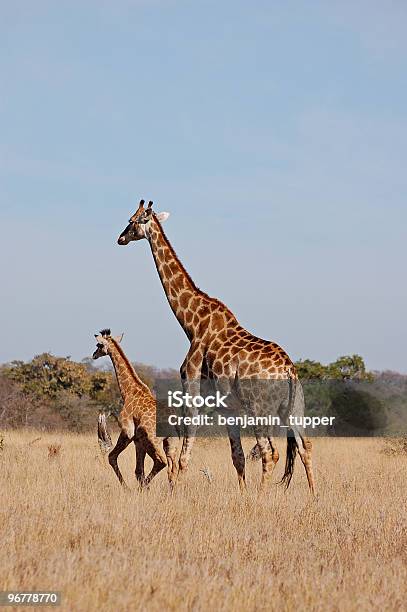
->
117, 199, 170, 245
92, 329, 124, 359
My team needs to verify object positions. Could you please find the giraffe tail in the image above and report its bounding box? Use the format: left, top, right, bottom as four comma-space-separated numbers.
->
279, 373, 299, 488
279, 430, 297, 489
98, 412, 113, 454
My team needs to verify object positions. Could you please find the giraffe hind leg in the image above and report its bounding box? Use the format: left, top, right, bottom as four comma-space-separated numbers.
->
141, 439, 167, 488
292, 429, 316, 495
254, 433, 275, 490
108, 430, 133, 488
267, 437, 279, 468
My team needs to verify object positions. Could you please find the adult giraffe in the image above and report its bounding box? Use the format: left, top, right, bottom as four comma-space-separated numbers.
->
118, 200, 315, 493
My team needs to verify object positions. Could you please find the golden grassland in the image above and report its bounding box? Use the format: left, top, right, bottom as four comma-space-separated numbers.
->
1, 431, 406, 612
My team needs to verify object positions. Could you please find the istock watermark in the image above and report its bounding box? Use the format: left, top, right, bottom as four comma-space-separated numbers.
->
154, 377, 407, 438
168, 390, 228, 409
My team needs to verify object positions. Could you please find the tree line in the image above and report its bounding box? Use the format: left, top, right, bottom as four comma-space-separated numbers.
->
0, 352, 405, 434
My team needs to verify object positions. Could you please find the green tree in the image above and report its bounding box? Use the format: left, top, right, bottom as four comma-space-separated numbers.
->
5, 353, 93, 398
295, 359, 326, 380
295, 354, 370, 381
328, 355, 371, 381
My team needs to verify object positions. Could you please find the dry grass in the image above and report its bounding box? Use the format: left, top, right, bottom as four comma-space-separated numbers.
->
382, 436, 407, 456
1, 432, 406, 612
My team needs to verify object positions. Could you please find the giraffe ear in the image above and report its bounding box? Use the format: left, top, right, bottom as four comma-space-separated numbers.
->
156, 211, 170, 223
94, 334, 103, 343
113, 333, 124, 344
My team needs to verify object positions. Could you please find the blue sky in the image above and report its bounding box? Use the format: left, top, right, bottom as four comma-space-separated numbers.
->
1, 1, 406, 371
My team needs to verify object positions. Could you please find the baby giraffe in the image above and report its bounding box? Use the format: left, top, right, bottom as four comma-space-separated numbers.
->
93, 329, 179, 489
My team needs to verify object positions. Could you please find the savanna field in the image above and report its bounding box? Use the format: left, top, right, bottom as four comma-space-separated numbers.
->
1, 432, 406, 612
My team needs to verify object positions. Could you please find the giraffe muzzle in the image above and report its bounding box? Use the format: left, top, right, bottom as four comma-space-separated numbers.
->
117, 234, 128, 245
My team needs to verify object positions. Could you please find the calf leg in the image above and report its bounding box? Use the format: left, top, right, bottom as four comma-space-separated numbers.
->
108, 430, 132, 488
142, 438, 167, 487
163, 437, 180, 490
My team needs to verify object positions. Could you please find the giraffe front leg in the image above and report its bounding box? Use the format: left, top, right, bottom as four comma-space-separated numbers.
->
178, 379, 200, 474
134, 438, 146, 489
178, 344, 204, 474
212, 369, 248, 491
226, 423, 247, 492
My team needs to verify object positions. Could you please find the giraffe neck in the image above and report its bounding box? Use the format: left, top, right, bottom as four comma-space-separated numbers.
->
107, 340, 149, 400
147, 217, 204, 338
